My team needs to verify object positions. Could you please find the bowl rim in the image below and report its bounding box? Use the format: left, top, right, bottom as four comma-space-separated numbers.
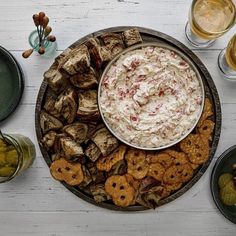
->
98, 42, 205, 150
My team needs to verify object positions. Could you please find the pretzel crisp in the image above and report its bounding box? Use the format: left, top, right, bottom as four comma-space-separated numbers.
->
163, 166, 182, 185
176, 164, 194, 183
96, 145, 127, 172
163, 164, 193, 185
180, 134, 209, 165
148, 163, 165, 181
197, 98, 213, 127
197, 119, 215, 140
164, 150, 189, 166
50, 158, 84, 186
105, 175, 135, 207
125, 148, 149, 179
147, 152, 173, 169
125, 173, 140, 205
125, 173, 140, 191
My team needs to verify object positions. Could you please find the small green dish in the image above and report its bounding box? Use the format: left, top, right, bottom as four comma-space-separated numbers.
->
211, 145, 236, 224
0, 46, 24, 122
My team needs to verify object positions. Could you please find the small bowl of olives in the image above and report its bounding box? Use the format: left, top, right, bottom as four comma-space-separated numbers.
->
211, 145, 236, 224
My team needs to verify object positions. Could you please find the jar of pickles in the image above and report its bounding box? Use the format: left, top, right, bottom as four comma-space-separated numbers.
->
0, 134, 36, 183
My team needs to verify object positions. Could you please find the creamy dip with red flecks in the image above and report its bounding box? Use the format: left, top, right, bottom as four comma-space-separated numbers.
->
99, 46, 203, 148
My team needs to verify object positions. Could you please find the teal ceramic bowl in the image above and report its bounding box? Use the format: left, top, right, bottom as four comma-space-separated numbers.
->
0, 46, 24, 122
211, 145, 236, 224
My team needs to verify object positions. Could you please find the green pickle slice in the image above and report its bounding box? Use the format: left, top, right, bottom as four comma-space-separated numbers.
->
220, 191, 236, 206
222, 181, 236, 195
5, 149, 18, 166
0, 166, 16, 177
218, 173, 233, 189
0, 138, 18, 177
0, 152, 7, 166
0, 139, 7, 147
0, 146, 7, 152
220, 180, 236, 206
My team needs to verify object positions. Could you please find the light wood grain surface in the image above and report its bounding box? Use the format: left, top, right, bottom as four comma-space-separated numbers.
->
0, 0, 236, 235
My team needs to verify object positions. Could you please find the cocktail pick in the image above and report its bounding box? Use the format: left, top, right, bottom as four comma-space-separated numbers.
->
22, 49, 34, 58
47, 35, 56, 42
22, 12, 56, 58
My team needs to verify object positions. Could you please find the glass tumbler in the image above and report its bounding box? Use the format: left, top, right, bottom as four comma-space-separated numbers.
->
185, 0, 236, 48
218, 34, 236, 80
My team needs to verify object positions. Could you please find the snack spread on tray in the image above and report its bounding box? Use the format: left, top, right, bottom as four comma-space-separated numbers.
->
100, 46, 203, 148
218, 164, 236, 206
40, 28, 215, 209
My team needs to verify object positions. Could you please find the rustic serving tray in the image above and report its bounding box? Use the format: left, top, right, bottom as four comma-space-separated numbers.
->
35, 26, 221, 211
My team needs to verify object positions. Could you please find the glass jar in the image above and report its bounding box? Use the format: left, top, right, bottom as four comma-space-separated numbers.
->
28, 30, 57, 57
0, 134, 36, 183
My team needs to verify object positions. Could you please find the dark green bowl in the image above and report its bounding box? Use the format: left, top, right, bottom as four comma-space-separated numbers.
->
0, 46, 24, 122
211, 145, 236, 224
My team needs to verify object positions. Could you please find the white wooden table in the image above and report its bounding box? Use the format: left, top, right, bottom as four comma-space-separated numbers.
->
0, 0, 236, 235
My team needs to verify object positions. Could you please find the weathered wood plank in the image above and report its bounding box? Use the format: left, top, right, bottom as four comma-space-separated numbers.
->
0, 211, 234, 236
0, 0, 234, 51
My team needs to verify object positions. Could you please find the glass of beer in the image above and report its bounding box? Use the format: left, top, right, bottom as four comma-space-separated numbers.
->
185, 0, 236, 48
218, 34, 236, 80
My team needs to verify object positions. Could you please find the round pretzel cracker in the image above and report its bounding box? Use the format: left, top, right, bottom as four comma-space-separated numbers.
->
50, 158, 84, 186
96, 145, 127, 172
125, 173, 140, 205
148, 162, 165, 181
176, 164, 194, 183
197, 98, 213, 127
180, 134, 209, 165
197, 119, 215, 139
163, 166, 182, 184
147, 152, 173, 169
50, 158, 67, 181
163, 163, 193, 185
146, 151, 157, 163
125, 173, 140, 191
164, 150, 189, 166
64, 163, 84, 185
105, 175, 135, 207
125, 148, 149, 179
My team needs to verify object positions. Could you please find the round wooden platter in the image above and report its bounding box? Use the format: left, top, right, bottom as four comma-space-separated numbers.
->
35, 26, 222, 211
